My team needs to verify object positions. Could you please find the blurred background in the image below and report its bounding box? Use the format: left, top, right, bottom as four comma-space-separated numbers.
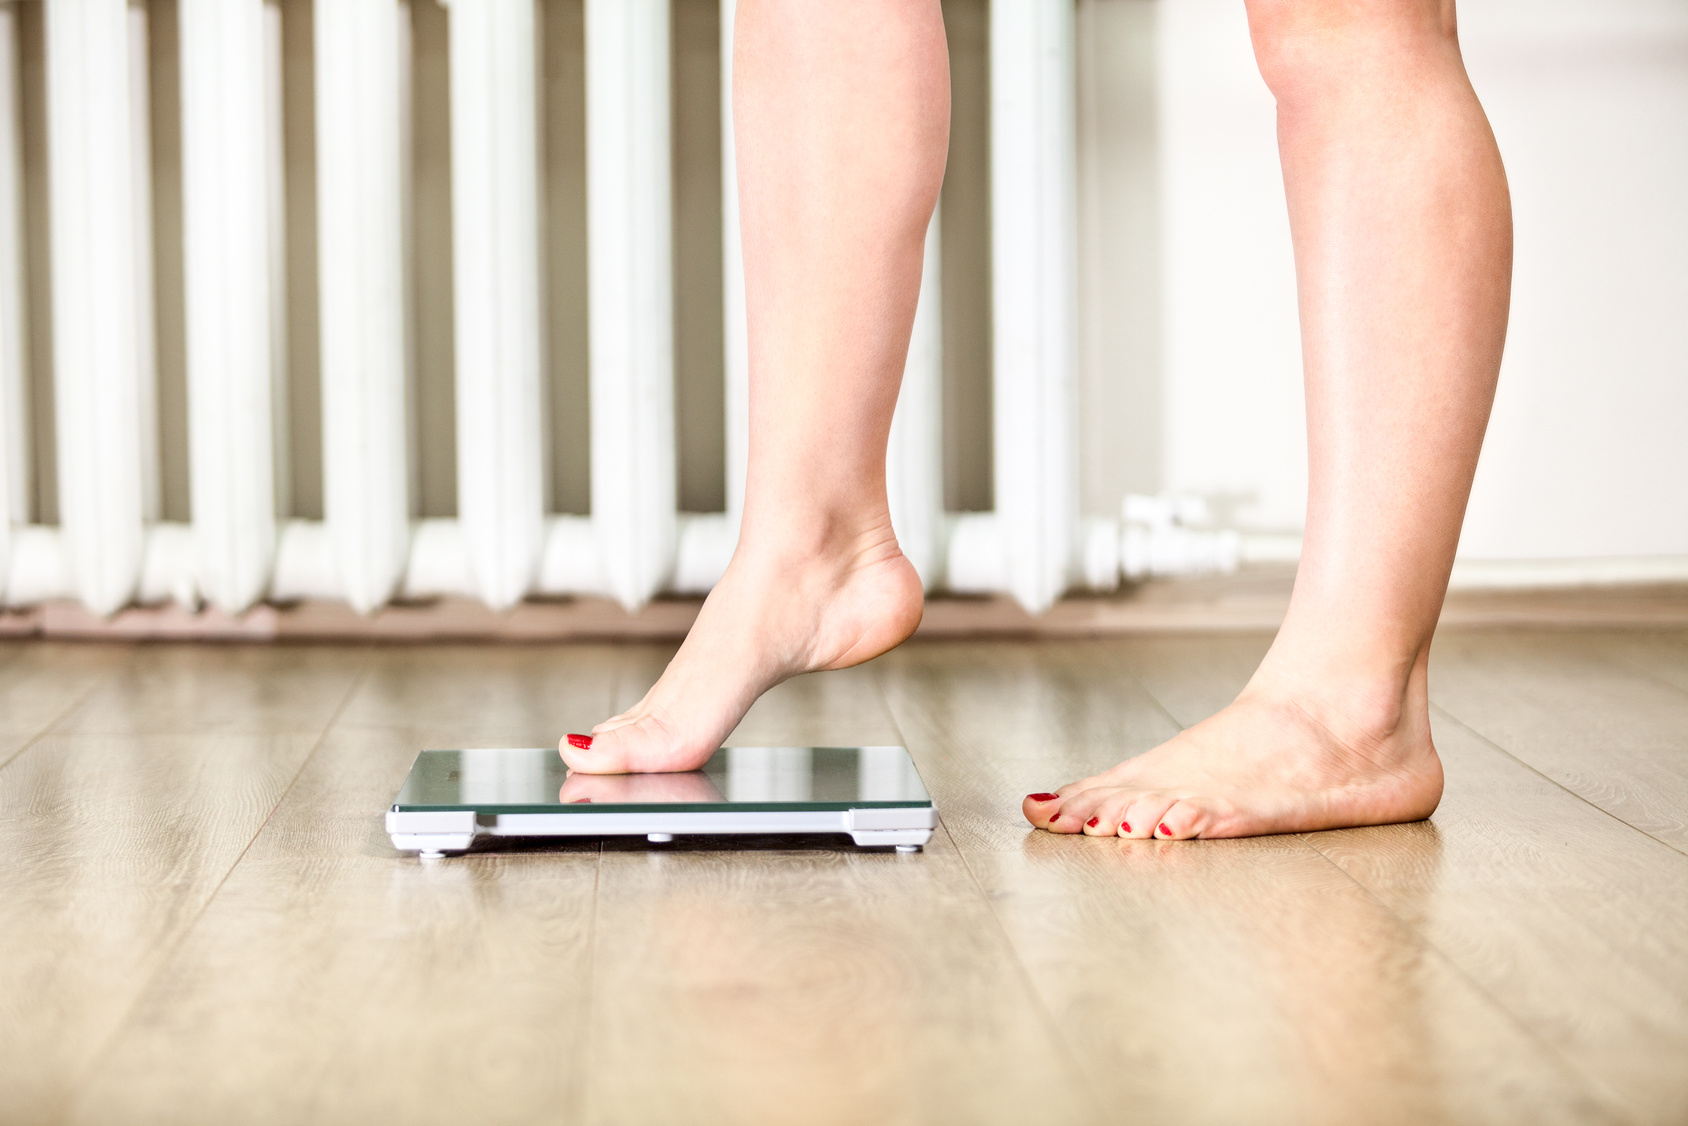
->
0, 0, 1683, 631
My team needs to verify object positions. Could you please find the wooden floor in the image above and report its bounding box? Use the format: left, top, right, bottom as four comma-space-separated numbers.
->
4, 628, 1688, 1125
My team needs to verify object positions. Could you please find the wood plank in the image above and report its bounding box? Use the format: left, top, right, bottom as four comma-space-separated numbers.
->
880, 639, 1184, 852
577, 662, 1090, 1125
1430, 630, 1688, 851
1069, 632, 1688, 1117
1579, 628, 1688, 698
69, 644, 625, 1125
968, 838, 1612, 1125
1312, 713, 1688, 1123
1073, 633, 1688, 1119
68, 851, 601, 1126
1102, 631, 1272, 725
255, 643, 625, 861
0, 730, 29, 770
0, 641, 129, 746
881, 635, 1610, 1124
54, 643, 370, 736
10, 633, 1684, 1123
0, 730, 325, 1122
584, 845, 1089, 1126
331, 641, 627, 735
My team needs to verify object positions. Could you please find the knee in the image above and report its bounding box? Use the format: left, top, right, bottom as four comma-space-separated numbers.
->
1243, 0, 1459, 102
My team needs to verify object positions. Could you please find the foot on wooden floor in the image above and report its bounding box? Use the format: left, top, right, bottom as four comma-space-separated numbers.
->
1022, 662, 1445, 840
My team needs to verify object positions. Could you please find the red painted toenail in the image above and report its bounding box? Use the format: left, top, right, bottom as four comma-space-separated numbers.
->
1086, 817, 1099, 828
567, 733, 593, 750
1048, 813, 1060, 823
1121, 822, 1131, 833
1158, 823, 1171, 836
1028, 793, 1060, 802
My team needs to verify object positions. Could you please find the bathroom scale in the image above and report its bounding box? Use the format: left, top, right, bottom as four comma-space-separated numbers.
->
386, 745, 937, 858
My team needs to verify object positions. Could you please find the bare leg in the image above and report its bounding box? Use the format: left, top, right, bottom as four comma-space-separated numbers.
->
1026, 0, 1511, 838
564, 0, 948, 773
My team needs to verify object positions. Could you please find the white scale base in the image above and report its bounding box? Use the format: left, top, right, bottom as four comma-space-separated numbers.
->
388, 806, 937, 859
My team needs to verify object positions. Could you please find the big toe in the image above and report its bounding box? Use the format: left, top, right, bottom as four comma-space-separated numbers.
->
1022, 791, 1067, 829
560, 730, 633, 774
560, 713, 715, 774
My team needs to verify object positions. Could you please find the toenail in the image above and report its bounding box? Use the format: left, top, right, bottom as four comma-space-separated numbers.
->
1085, 817, 1099, 828
1028, 793, 1059, 802
1048, 813, 1060, 824
1158, 823, 1171, 836
567, 733, 593, 750
1121, 822, 1131, 833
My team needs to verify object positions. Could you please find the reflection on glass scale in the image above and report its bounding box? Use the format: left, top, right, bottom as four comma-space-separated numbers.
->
385, 746, 937, 859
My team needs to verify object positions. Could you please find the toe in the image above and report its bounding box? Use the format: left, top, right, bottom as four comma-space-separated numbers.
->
1046, 786, 1111, 834
565, 711, 719, 774
1021, 791, 1066, 828
1154, 799, 1208, 840
1120, 793, 1177, 839
560, 728, 633, 774
1082, 790, 1135, 837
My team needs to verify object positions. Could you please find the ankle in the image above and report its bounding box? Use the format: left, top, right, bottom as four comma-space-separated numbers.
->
735, 502, 902, 571
1247, 644, 1429, 750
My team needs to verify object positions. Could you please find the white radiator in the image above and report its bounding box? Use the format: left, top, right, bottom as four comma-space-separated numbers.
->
0, 0, 1131, 619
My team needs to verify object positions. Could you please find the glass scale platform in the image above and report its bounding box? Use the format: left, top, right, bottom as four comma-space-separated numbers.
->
386, 746, 937, 857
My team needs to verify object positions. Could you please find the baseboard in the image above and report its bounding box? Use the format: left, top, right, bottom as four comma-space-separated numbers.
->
1448, 555, 1688, 590
4, 565, 1686, 641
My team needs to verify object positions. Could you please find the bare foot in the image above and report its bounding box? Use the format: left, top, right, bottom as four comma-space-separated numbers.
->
1021, 662, 1444, 840
560, 523, 924, 773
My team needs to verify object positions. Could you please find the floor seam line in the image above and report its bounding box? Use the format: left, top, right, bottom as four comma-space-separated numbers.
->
60, 652, 377, 1110
878, 674, 1105, 1107
1429, 699, 1688, 859
0, 655, 122, 774
1298, 831, 1639, 1121
1586, 640, 1688, 704
573, 842, 603, 1125
947, 829, 1105, 1104
572, 664, 616, 1126
1124, 659, 1198, 734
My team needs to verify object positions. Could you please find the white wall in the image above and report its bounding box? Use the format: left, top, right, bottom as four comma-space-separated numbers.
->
1458, 0, 1688, 560
1129, 0, 1688, 561
1155, 0, 1304, 534
1076, 0, 1163, 515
